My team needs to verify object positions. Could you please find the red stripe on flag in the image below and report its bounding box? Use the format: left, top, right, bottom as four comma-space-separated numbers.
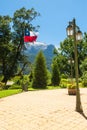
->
24, 35, 37, 42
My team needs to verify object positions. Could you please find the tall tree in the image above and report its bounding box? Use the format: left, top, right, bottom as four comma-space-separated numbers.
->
59, 38, 75, 77
10, 7, 40, 78
0, 15, 12, 84
51, 60, 60, 86
80, 58, 87, 74
32, 51, 48, 89
54, 34, 87, 78
0, 7, 40, 85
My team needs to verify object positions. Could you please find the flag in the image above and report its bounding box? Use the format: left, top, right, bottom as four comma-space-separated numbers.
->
24, 29, 38, 43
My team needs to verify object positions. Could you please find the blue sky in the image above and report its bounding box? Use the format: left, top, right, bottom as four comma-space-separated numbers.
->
0, 0, 87, 47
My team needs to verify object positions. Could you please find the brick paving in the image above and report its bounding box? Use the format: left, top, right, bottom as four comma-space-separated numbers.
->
0, 88, 87, 130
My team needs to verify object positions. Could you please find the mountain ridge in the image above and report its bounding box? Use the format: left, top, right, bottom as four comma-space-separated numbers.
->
24, 42, 55, 70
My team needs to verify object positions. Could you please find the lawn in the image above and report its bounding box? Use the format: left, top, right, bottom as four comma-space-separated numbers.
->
0, 89, 22, 98
0, 86, 60, 98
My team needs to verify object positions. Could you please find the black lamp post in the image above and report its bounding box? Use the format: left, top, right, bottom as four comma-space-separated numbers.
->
66, 18, 83, 113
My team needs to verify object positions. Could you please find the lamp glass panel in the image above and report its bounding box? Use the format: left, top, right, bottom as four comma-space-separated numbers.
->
67, 28, 73, 36
76, 33, 82, 41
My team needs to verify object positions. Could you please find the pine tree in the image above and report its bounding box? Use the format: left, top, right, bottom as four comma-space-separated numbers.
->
51, 60, 60, 86
32, 51, 47, 89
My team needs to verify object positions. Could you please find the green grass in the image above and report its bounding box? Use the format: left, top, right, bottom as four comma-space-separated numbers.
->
0, 89, 22, 98
0, 86, 60, 98
47, 85, 60, 89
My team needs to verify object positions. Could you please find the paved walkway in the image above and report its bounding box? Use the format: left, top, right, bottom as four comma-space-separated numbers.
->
0, 88, 87, 130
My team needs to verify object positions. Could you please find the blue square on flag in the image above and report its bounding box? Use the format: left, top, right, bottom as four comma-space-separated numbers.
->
24, 29, 38, 43
25, 29, 30, 36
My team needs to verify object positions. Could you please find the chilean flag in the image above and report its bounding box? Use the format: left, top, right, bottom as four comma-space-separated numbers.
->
24, 29, 38, 43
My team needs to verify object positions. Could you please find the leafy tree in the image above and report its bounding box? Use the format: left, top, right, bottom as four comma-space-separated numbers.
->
0, 7, 40, 86
80, 58, 87, 87
51, 59, 60, 86
32, 51, 48, 89
0, 15, 12, 84
54, 34, 87, 78
29, 71, 33, 82
80, 58, 87, 73
53, 48, 69, 76
59, 38, 75, 77
10, 7, 40, 77
60, 38, 74, 58
81, 71, 87, 87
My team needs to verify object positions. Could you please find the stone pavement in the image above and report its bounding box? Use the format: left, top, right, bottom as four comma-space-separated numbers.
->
0, 88, 87, 130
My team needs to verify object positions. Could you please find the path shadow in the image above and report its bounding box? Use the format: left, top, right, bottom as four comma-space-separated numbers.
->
75, 110, 87, 120
80, 112, 87, 120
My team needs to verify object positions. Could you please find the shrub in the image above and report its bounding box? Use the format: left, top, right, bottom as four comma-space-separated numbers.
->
61, 74, 68, 79
61, 78, 68, 83
59, 78, 68, 88
10, 75, 29, 90
0, 82, 5, 90
59, 83, 67, 88
9, 84, 22, 89
67, 83, 76, 89
81, 71, 87, 87
12, 76, 20, 82
82, 80, 87, 87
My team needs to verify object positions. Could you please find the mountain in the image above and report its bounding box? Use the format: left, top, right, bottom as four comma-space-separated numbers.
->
24, 42, 55, 70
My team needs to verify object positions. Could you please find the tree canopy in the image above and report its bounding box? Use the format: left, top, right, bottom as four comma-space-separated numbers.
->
0, 7, 40, 85
54, 33, 87, 77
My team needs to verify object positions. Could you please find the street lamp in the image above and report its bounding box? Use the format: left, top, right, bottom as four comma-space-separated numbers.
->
66, 18, 83, 113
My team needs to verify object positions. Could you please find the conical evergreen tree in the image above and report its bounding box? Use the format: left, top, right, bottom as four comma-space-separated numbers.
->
32, 51, 48, 89
51, 60, 60, 86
